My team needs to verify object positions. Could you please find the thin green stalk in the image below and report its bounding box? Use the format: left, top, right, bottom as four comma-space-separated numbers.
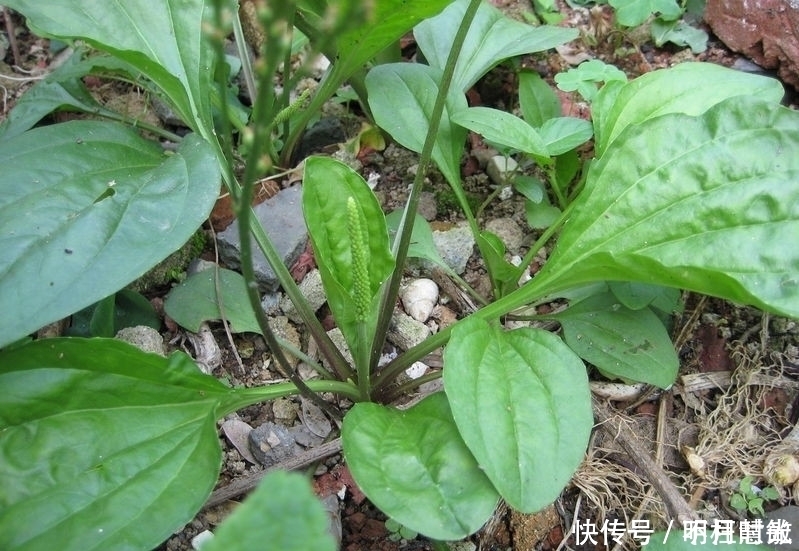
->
548, 164, 568, 209
370, 0, 483, 388
232, 9, 257, 102
379, 370, 443, 404
516, 199, 576, 274
219, 379, 362, 417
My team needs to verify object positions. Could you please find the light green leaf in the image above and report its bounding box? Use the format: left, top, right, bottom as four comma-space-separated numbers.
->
5, 0, 214, 132
203, 471, 336, 551
0, 338, 246, 551
513, 175, 546, 203
477, 231, 523, 297
539, 116, 593, 155
533, 95, 799, 318
519, 70, 561, 127
452, 106, 549, 157
554, 59, 627, 102
415, 0, 578, 92
444, 317, 592, 512
651, 18, 708, 53
608, 0, 682, 27
548, 292, 679, 387
592, 62, 784, 156
165, 268, 260, 334
342, 393, 499, 540
367, 63, 467, 186
525, 200, 561, 229
303, 157, 395, 348
0, 121, 220, 347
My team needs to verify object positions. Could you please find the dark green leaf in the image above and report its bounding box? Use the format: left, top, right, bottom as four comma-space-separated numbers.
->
415, 0, 578, 92
165, 268, 261, 334
525, 198, 561, 229
367, 63, 467, 186
532, 96, 799, 319
0, 338, 246, 551
113, 289, 161, 331
0, 121, 219, 347
513, 175, 546, 203
477, 231, 522, 297
444, 318, 592, 512
609, 282, 682, 313
519, 70, 561, 127
342, 393, 499, 540
202, 471, 337, 551
5, 0, 215, 132
549, 292, 679, 387
592, 62, 784, 156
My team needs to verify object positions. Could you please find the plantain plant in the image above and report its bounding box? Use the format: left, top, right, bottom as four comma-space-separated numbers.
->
1, 0, 799, 550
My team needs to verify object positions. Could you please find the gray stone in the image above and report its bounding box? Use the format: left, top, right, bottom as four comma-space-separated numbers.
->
218, 185, 307, 292
115, 326, 166, 356
705, 0, 799, 90
430, 222, 475, 275
486, 155, 518, 186
485, 217, 525, 254
260, 291, 282, 316
388, 309, 431, 351
295, 117, 346, 161
248, 422, 296, 467
280, 269, 326, 323
417, 191, 438, 221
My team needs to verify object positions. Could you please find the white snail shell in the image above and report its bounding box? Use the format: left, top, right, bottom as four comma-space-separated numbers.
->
400, 278, 439, 322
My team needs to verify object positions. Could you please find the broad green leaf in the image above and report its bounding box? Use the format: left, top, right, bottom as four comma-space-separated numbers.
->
414, 0, 578, 92
68, 290, 160, 338
592, 62, 785, 156
548, 292, 679, 387
452, 106, 549, 157
342, 393, 499, 540
367, 63, 467, 186
0, 338, 248, 551
525, 200, 561, 229
608, 0, 682, 26
539, 117, 593, 156
444, 317, 592, 512
532, 96, 799, 319
651, 18, 708, 53
165, 268, 260, 334
5, 0, 214, 133
0, 121, 219, 348
203, 471, 336, 551
519, 70, 561, 127
303, 157, 395, 348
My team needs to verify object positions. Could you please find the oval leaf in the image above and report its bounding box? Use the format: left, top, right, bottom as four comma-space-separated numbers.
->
443, 317, 592, 512
367, 63, 467, 186
452, 106, 549, 157
534, 96, 799, 318
414, 0, 578, 92
342, 393, 499, 540
202, 471, 336, 551
0, 338, 242, 551
539, 116, 593, 156
165, 268, 260, 334
0, 121, 219, 347
549, 292, 679, 388
593, 62, 785, 156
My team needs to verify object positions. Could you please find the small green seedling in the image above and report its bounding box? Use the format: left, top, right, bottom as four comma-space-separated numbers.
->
730, 476, 780, 517
385, 518, 419, 542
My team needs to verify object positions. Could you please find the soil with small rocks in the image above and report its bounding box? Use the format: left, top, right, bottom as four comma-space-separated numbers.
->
3, 2, 799, 550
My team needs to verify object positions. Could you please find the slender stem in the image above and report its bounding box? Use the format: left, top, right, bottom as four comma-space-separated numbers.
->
379, 370, 443, 404
548, 164, 568, 209
232, 8, 257, 102
370, 0, 484, 391
219, 379, 361, 417
516, 199, 576, 274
